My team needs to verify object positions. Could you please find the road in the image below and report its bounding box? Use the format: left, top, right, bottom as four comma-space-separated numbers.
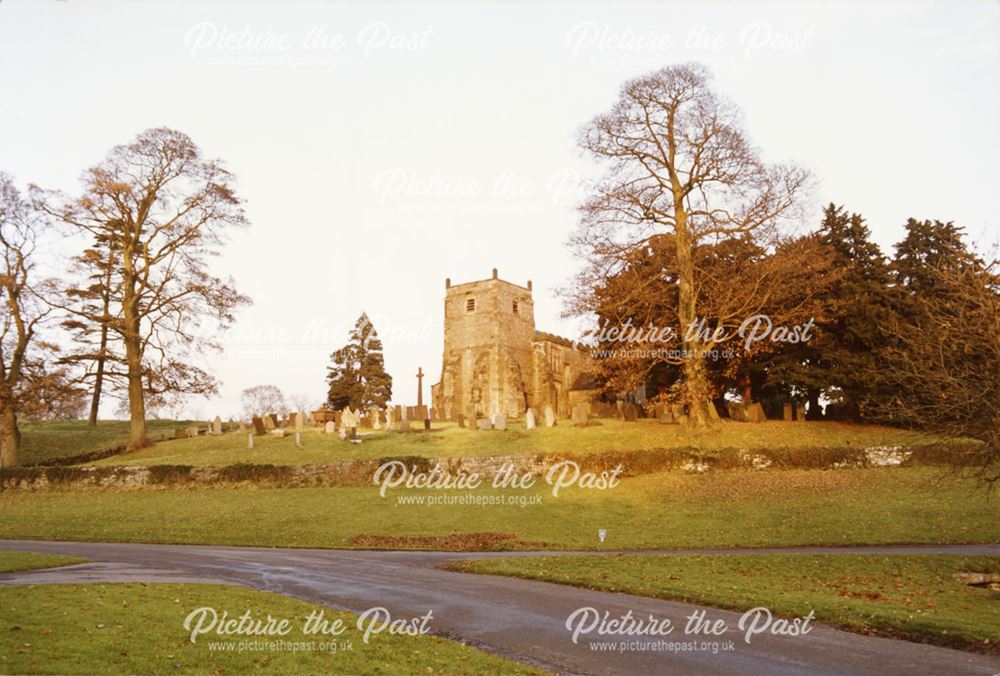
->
1, 540, 998, 675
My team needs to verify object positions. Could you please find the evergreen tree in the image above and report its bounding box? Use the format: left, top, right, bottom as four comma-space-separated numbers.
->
893, 218, 978, 297
326, 314, 392, 410
778, 204, 895, 420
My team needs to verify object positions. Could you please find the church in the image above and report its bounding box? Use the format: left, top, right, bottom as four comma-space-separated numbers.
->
431, 270, 596, 420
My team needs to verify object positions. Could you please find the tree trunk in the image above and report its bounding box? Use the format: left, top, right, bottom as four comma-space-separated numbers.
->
122, 281, 147, 451
740, 372, 753, 404
806, 387, 821, 420
87, 323, 109, 427
674, 208, 710, 425
124, 338, 147, 451
88, 262, 114, 427
0, 385, 20, 467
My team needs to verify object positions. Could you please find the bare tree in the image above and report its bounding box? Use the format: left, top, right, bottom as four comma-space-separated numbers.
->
15, 342, 88, 421
873, 261, 1000, 486
241, 385, 286, 419
38, 128, 251, 451
289, 392, 316, 416
56, 234, 125, 426
0, 174, 52, 465
572, 64, 810, 424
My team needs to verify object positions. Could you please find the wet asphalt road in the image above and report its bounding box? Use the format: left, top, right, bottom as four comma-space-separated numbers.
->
0, 540, 998, 675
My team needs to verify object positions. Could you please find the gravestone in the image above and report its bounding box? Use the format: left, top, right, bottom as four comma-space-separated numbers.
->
593, 402, 616, 418
211, 416, 222, 435
186, 426, 200, 438
544, 406, 556, 427
252, 416, 266, 435
270, 428, 285, 437
622, 404, 638, 422
237, 422, 246, 434
478, 418, 493, 430
372, 408, 382, 430
783, 403, 793, 422
295, 432, 302, 447
658, 407, 675, 424
457, 413, 465, 428
268, 413, 279, 428
294, 412, 304, 430
324, 421, 335, 434
263, 415, 276, 431
174, 428, 185, 439
707, 402, 721, 422
745, 402, 767, 423
339, 428, 347, 440
525, 409, 536, 430
616, 400, 624, 418
795, 404, 807, 422
385, 407, 395, 431
247, 433, 254, 450
400, 417, 410, 432
494, 413, 507, 430
423, 419, 431, 430
571, 403, 588, 424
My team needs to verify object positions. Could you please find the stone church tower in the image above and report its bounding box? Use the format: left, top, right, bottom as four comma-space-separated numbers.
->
431, 269, 594, 420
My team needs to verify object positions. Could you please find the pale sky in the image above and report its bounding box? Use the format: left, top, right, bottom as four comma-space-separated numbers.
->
1, 0, 997, 419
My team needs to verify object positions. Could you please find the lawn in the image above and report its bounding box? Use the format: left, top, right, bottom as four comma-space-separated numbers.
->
0, 583, 541, 674
83, 419, 942, 468
450, 554, 1000, 653
0, 468, 996, 550
19, 420, 198, 466
0, 551, 88, 574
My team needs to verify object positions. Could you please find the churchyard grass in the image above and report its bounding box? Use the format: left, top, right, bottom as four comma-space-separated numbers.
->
0, 551, 88, 574
0, 467, 996, 550
19, 420, 199, 466
449, 554, 1000, 653
80, 419, 946, 468
0, 583, 541, 674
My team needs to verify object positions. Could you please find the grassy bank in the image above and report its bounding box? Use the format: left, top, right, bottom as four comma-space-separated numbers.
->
0, 468, 996, 550
19, 420, 197, 466
81, 420, 943, 468
450, 554, 1000, 653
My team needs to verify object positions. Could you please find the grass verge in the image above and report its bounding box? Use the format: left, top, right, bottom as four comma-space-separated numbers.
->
0, 551, 89, 574
449, 554, 1000, 653
0, 583, 540, 674
0, 468, 996, 550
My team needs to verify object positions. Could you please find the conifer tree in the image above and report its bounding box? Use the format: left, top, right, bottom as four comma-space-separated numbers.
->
326, 313, 392, 410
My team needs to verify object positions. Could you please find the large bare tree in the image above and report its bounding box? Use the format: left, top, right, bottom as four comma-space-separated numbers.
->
39, 128, 251, 450
573, 64, 811, 424
874, 260, 1000, 486
0, 174, 52, 466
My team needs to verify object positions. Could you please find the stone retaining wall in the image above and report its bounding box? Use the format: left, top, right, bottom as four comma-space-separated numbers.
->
0, 444, 966, 491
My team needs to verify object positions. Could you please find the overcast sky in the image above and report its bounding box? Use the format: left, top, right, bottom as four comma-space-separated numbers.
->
1, 0, 997, 419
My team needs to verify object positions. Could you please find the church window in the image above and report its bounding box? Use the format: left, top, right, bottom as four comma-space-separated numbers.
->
512, 300, 519, 314
466, 298, 476, 312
